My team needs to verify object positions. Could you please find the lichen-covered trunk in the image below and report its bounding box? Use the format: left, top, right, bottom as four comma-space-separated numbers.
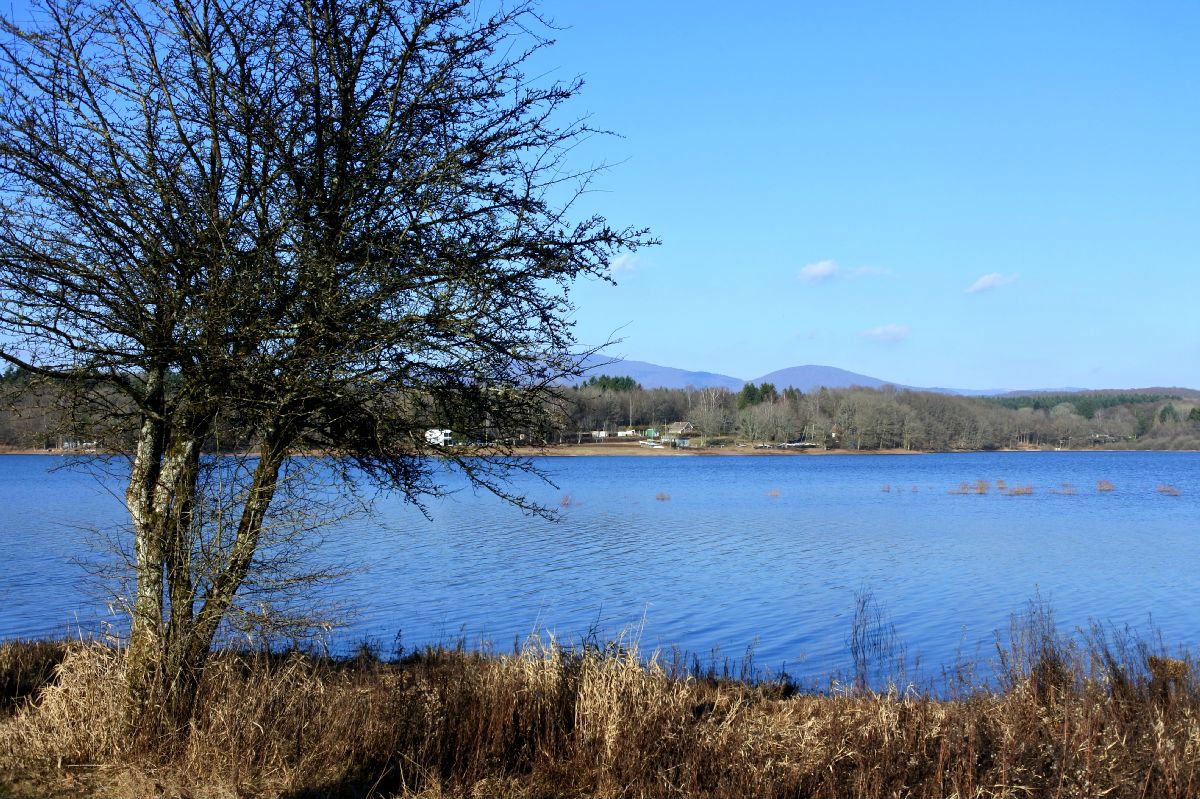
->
124, 405, 287, 728
123, 372, 166, 726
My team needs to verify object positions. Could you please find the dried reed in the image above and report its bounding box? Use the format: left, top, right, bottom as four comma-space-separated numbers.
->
6, 614, 1200, 799
1004, 485, 1035, 496
655, 492, 671, 501
1097, 480, 1116, 492
1157, 484, 1181, 497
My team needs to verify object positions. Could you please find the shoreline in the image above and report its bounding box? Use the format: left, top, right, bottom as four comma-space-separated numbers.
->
0, 444, 1190, 457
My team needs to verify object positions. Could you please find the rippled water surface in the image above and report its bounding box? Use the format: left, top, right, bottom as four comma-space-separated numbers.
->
2, 452, 1198, 680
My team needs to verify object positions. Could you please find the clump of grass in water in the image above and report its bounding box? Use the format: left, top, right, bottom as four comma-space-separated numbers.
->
765, 488, 780, 498
881, 484, 890, 493
1157, 484, 1181, 497
655, 492, 671, 501
1051, 483, 1077, 496
974, 480, 989, 495
1005, 485, 1035, 496
1097, 479, 1116, 492
948, 482, 970, 495
996, 479, 1008, 491
560, 494, 574, 508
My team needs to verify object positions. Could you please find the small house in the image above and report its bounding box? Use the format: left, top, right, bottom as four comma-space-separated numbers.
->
425, 428, 453, 446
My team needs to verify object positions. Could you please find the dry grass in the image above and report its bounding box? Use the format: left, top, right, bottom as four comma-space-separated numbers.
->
654, 492, 671, 501
0, 640, 67, 716
6, 617, 1200, 799
948, 482, 970, 495
559, 493, 573, 508
1004, 484, 1035, 496
1098, 479, 1116, 492
995, 479, 1007, 491
765, 488, 780, 498
1050, 482, 1078, 496
973, 480, 989, 495
1158, 484, 1182, 497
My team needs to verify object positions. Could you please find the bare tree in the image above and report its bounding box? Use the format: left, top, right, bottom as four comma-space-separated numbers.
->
0, 0, 650, 723
689, 387, 730, 445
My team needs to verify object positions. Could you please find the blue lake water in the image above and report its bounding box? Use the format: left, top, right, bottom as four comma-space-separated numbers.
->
1, 452, 1197, 683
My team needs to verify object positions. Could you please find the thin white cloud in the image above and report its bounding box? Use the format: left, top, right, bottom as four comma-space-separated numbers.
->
797, 259, 839, 283
861, 323, 910, 342
607, 254, 639, 275
966, 272, 1018, 293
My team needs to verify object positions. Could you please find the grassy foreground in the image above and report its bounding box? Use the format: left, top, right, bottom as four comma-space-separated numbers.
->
3, 623, 1200, 798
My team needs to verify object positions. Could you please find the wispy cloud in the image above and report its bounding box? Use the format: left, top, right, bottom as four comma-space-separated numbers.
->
607, 254, 639, 275
798, 259, 839, 283
798, 260, 893, 284
966, 272, 1018, 293
861, 323, 910, 342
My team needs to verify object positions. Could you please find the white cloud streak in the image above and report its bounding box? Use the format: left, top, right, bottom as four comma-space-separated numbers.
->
607, 254, 639, 275
798, 259, 839, 283
861, 323, 910, 342
966, 272, 1018, 293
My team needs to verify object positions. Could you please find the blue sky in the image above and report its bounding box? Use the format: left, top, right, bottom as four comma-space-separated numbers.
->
540, 2, 1200, 390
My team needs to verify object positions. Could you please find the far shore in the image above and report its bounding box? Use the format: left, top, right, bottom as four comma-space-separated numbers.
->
0, 442, 1182, 458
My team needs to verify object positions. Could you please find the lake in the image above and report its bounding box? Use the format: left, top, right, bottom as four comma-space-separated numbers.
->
1, 451, 1197, 684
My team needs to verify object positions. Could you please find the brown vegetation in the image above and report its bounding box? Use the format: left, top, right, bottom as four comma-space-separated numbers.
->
765, 488, 780, 498
1098, 479, 1117, 492
1004, 485, 1035, 496
1158, 484, 1182, 497
655, 492, 671, 501
5, 620, 1200, 799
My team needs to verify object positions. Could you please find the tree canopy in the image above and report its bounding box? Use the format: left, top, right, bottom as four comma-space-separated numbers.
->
0, 0, 649, 723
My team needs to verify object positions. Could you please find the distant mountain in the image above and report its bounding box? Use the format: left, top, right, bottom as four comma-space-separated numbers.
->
578, 357, 1192, 397
576, 356, 743, 391
750, 365, 895, 392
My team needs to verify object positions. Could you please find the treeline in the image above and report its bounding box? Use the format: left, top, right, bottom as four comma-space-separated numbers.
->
4, 365, 1200, 452
561, 377, 1200, 451
986, 392, 1179, 419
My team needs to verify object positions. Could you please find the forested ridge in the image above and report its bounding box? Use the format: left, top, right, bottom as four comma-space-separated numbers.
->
560, 377, 1200, 451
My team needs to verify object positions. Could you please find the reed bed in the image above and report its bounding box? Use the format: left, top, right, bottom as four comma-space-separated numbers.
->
948, 482, 970, 495
1050, 482, 1078, 496
1158, 484, 1182, 497
655, 492, 671, 501
559, 493, 574, 508
1097, 479, 1116, 492
5, 614, 1200, 799
973, 480, 989, 494
1004, 484, 1035, 496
